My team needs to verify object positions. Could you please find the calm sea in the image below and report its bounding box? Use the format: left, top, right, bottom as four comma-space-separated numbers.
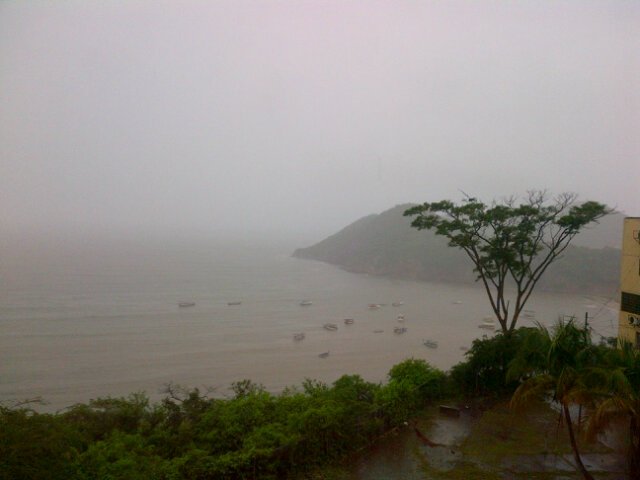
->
0, 236, 619, 412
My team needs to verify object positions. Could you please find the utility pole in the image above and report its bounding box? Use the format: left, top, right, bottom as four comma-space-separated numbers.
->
584, 311, 589, 330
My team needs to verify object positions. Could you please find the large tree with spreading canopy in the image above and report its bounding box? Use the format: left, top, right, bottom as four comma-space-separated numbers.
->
404, 191, 610, 334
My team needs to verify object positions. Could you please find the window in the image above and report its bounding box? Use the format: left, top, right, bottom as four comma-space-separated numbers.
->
622, 292, 640, 315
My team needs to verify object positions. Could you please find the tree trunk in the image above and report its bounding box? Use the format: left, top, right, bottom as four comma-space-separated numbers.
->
629, 417, 640, 480
563, 404, 594, 480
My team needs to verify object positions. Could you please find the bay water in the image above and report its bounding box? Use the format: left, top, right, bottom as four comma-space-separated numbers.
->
0, 236, 619, 411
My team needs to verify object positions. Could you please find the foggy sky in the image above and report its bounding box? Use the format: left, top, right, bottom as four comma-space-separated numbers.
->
1, 1, 638, 243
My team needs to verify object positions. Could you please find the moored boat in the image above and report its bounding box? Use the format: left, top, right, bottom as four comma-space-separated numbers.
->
227, 301, 242, 306
478, 316, 496, 330
423, 339, 438, 348
393, 326, 407, 334
344, 318, 354, 325
323, 323, 338, 331
293, 333, 305, 341
478, 324, 495, 330
299, 300, 313, 306
318, 351, 329, 358
178, 302, 195, 308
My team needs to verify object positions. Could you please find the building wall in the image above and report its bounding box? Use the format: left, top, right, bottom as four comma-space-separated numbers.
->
619, 217, 640, 345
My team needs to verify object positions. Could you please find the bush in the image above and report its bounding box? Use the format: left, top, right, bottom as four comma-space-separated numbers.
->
388, 358, 446, 400
0, 361, 448, 480
376, 359, 446, 426
450, 328, 537, 397
0, 406, 83, 480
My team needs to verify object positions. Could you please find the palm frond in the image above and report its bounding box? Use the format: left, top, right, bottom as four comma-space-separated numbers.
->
585, 397, 630, 442
510, 375, 553, 411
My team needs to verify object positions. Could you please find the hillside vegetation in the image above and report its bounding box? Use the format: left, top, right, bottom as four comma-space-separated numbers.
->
293, 204, 621, 294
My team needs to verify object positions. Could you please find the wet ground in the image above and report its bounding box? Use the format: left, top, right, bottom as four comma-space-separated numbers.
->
344, 402, 626, 480
347, 407, 473, 480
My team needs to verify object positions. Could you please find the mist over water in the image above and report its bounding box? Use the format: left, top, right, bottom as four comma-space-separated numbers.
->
0, 236, 618, 412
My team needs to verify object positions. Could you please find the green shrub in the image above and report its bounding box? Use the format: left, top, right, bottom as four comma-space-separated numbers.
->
450, 328, 537, 397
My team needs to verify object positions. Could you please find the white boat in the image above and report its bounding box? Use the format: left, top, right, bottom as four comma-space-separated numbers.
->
478, 324, 496, 330
300, 300, 313, 306
318, 351, 330, 359
452, 300, 463, 305
178, 302, 195, 308
344, 318, 354, 325
478, 317, 496, 330
323, 323, 338, 331
368, 303, 381, 310
423, 339, 438, 348
392, 301, 404, 307
397, 314, 405, 322
293, 333, 305, 341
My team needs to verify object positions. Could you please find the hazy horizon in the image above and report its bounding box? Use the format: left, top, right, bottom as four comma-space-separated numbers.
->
2, 1, 638, 244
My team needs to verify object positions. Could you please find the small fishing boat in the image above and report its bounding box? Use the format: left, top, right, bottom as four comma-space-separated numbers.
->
393, 326, 407, 334
227, 301, 242, 306
323, 323, 338, 331
300, 300, 313, 306
178, 302, 195, 308
452, 300, 463, 305
392, 301, 404, 307
478, 317, 496, 330
478, 323, 496, 330
318, 351, 330, 359
368, 303, 381, 310
397, 314, 405, 322
293, 333, 305, 341
344, 318, 354, 325
423, 339, 438, 348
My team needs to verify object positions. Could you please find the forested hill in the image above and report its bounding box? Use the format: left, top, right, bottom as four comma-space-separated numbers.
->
293, 204, 622, 294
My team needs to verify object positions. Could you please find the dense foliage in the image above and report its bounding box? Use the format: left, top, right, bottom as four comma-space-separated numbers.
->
450, 328, 535, 397
0, 360, 446, 480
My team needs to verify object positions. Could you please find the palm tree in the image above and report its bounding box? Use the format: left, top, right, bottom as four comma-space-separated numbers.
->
509, 320, 600, 480
585, 341, 640, 479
